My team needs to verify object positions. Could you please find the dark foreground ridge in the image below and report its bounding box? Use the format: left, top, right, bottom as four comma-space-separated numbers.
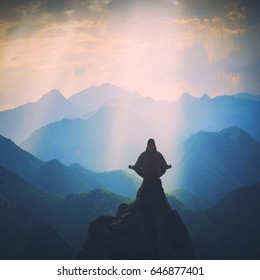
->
79, 179, 195, 259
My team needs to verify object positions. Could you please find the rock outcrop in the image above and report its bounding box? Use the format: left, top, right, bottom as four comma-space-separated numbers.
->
79, 179, 195, 259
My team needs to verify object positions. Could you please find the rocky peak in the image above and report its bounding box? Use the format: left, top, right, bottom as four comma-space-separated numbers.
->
79, 179, 195, 260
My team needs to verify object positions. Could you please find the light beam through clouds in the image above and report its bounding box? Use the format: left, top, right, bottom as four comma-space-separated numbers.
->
0, 0, 259, 107
0, 0, 259, 188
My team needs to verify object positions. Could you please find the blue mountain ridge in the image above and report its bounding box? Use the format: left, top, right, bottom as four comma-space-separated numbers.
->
1, 84, 260, 144
18, 102, 260, 203
0, 134, 139, 198
1, 134, 260, 259
0, 164, 129, 257
0, 89, 80, 143
1, 84, 260, 259
170, 126, 260, 202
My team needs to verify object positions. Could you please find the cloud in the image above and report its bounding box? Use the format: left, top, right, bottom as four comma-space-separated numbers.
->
6, 22, 41, 38
174, 13, 247, 38
0, 0, 253, 41
225, 2, 246, 21
0, 0, 259, 106
0, 0, 112, 39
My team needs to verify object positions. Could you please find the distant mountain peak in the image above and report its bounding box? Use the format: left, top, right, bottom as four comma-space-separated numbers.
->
45, 159, 62, 166
200, 93, 211, 100
178, 92, 195, 103
220, 126, 245, 141
68, 84, 141, 111
38, 89, 65, 103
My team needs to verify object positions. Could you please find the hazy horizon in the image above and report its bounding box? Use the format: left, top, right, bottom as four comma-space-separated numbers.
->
1, 82, 258, 112
0, 0, 259, 109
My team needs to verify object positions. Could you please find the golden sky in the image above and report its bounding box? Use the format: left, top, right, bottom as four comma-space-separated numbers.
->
0, 0, 259, 108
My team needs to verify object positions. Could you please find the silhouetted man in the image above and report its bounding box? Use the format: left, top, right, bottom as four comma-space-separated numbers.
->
129, 138, 171, 180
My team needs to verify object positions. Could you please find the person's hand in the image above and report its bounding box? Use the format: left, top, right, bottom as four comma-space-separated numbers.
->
128, 165, 133, 169
167, 164, 172, 169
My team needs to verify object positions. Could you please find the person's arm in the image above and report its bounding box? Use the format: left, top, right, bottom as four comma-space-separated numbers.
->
159, 153, 171, 175
128, 153, 144, 177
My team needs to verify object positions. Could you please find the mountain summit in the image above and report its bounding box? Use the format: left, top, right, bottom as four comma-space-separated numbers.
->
79, 179, 195, 260
37, 89, 66, 104
69, 83, 141, 112
220, 126, 259, 146
0, 89, 79, 143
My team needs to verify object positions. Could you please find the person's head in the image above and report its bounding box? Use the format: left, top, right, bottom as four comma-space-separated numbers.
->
147, 138, 155, 146
146, 138, 157, 151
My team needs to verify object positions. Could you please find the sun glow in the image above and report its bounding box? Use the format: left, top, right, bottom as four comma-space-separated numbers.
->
1, 0, 256, 108
0, 4, 185, 105
0, 0, 258, 193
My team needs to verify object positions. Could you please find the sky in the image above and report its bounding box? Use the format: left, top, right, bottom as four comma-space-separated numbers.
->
0, 0, 259, 109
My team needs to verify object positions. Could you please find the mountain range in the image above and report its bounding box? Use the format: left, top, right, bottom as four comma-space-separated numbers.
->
18, 118, 260, 203
0, 89, 79, 144
0, 136, 134, 256
0, 134, 139, 198
0, 84, 142, 144
190, 184, 260, 259
1, 84, 260, 198
1, 158, 260, 259
1, 83, 260, 259
1, 132, 260, 259
170, 126, 260, 202
20, 106, 155, 171
1, 84, 260, 204
1, 84, 260, 145
0, 165, 73, 259
0, 163, 129, 258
